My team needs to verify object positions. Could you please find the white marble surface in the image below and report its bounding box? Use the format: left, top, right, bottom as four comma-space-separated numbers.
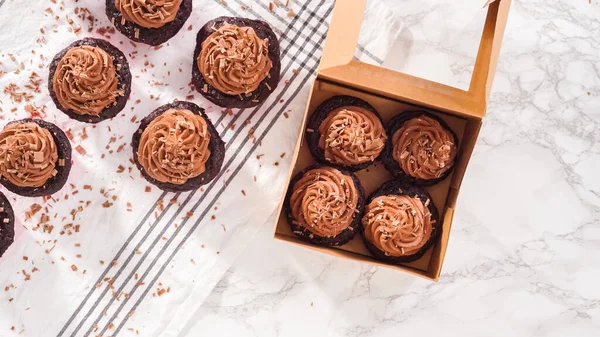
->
181, 0, 600, 336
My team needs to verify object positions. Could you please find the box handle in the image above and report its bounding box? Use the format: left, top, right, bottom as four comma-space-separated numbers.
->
318, 0, 367, 72
320, 0, 512, 104
470, 0, 511, 102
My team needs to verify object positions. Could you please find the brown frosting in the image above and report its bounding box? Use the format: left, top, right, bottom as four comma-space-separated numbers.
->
290, 167, 358, 238
137, 109, 211, 185
53, 46, 122, 116
318, 106, 387, 166
0, 123, 59, 188
392, 115, 457, 180
362, 195, 433, 256
115, 0, 182, 29
198, 23, 272, 96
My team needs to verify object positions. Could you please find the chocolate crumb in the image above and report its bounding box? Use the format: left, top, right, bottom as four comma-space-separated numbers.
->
75, 145, 87, 156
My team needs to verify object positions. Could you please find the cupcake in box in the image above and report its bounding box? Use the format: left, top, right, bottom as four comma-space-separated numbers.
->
382, 111, 458, 186
361, 180, 440, 263
305, 95, 387, 171
284, 165, 365, 246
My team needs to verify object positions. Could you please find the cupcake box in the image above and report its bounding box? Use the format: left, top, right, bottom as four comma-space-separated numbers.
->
273, 0, 512, 281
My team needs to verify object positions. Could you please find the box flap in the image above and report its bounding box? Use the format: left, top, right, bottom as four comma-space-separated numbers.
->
470, 0, 511, 105
318, 0, 512, 118
318, 0, 366, 72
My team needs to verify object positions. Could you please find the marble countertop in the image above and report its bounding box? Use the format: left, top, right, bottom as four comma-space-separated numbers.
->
180, 0, 600, 336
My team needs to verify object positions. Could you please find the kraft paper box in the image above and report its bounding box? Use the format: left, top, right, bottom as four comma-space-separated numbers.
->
273, 0, 512, 281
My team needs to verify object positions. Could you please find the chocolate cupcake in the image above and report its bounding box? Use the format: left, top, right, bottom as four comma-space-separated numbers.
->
131, 101, 225, 192
106, 0, 192, 46
306, 96, 387, 171
361, 180, 440, 263
382, 111, 458, 186
48, 38, 132, 124
0, 192, 15, 258
0, 119, 72, 197
192, 17, 281, 108
283, 165, 365, 246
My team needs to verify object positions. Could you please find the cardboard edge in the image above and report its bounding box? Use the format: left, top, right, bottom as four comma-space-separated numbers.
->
271, 81, 317, 237
319, 62, 486, 119
430, 207, 455, 280
318, 0, 366, 71
273, 232, 435, 281
469, 0, 512, 106
321, 0, 512, 119
448, 118, 483, 204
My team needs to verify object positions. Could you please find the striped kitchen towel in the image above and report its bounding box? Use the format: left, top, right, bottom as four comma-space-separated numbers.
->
0, 0, 400, 336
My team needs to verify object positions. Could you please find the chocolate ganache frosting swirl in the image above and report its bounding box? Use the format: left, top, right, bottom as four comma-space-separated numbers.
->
115, 0, 182, 28
290, 167, 359, 238
362, 195, 433, 256
53, 46, 122, 116
137, 109, 211, 185
392, 115, 457, 180
318, 106, 387, 166
198, 23, 272, 96
0, 123, 59, 188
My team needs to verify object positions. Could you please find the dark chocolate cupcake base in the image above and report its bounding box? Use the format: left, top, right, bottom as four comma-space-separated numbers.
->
0, 192, 15, 258
192, 16, 281, 108
131, 101, 225, 192
0, 119, 72, 197
48, 38, 132, 124
106, 0, 192, 46
382, 111, 459, 186
283, 164, 365, 247
306, 95, 384, 172
360, 180, 440, 264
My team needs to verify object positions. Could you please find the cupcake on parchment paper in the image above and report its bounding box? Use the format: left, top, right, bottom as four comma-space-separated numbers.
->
382, 111, 458, 186
360, 180, 440, 263
106, 0, 192, 46
0, 119, 72, 197
306, 95, 387, 171
284, 165, 365, 247
48, 38, 132, 124
131, 101, 225, 192
0, 192, 15, 258
192, 16, 281, 108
